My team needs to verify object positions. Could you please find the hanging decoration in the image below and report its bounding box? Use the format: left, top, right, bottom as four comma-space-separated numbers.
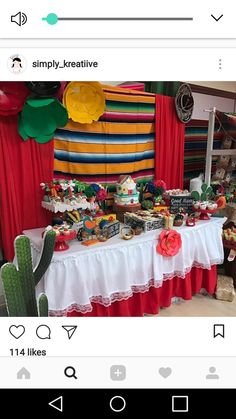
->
18, 98, 68, 143
63, 81, 105, 123
0, 82, 29, 116
156, 229, 182, 256
175, 83, 194, 123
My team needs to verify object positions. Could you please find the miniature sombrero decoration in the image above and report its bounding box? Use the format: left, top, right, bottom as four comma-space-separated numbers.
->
25, 82, 61, 97
63, 82, 105, 124
18, 97, 68, 143
175, 83, 194, 123
0, 82, 29, 116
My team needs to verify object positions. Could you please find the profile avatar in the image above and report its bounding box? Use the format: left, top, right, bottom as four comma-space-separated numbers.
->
11, 56, 23, 73
8, 54, 26, 74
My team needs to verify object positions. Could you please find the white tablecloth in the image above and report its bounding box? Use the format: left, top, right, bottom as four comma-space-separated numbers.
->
23, 217, 225, 315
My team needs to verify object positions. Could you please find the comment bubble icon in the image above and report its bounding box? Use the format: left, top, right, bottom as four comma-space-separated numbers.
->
36, 324, 51, 340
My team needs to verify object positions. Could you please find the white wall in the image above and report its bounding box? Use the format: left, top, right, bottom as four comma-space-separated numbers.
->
192, 92, 236, 120
187, 81, 236, 93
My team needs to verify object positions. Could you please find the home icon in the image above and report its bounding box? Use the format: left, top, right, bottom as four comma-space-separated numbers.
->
17, 367, 30, 380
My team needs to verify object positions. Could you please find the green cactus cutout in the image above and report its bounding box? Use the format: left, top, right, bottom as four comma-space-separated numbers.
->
191, 183, 213, 202
201, 183, 207, 193
1, 230, 56, 317
38, 293, 49, 317
1, 264, 27, 317
201, 192, 207, 201
191, 190, 200, 201
34, 231, 56, 285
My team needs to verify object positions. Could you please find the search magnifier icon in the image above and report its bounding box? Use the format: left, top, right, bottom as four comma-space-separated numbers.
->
64, 366, 77, 379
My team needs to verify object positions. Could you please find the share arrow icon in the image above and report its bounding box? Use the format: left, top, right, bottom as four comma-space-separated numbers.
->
62, 325, 77, 340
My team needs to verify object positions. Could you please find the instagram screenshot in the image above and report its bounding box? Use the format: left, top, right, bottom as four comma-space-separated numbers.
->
0, 1, 236, 416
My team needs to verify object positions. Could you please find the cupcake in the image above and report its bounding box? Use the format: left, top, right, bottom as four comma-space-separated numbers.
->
207, 202, 214, 210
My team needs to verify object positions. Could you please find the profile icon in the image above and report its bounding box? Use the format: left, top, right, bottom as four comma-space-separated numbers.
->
205, 366, 219, 380
8, 54, 26, 74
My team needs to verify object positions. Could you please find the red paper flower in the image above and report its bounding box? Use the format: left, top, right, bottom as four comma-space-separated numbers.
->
154, 179, 167, 191
96, 188, 107, 201
156, 229, 182, 257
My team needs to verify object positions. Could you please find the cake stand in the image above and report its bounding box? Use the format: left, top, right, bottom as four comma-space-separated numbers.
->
54, 230, 77, 251
196, 208, 218, 220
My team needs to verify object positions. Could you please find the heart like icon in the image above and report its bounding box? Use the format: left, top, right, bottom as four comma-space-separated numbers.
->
9, 325, 25, 339
158, 367, 172, 378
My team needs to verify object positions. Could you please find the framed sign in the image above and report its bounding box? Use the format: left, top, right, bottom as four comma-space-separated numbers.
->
169, 195, 194, 214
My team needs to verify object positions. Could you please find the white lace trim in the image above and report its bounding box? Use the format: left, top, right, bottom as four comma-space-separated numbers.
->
49, 259, 222, 316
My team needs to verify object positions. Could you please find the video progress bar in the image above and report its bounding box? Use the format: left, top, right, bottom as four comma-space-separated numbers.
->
58, 17, 193, 21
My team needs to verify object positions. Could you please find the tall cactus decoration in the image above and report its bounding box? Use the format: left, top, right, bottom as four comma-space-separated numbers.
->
1, 230, 56, 317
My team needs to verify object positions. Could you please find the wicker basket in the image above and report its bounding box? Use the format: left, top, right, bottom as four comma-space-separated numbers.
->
120, 226, 135, 240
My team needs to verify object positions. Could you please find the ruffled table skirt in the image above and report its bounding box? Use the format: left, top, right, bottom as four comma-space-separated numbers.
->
23, 218, 224, 317
67, 265, 217, 316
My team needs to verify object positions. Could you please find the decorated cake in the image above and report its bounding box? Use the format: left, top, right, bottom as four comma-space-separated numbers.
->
114, 175, 140, 205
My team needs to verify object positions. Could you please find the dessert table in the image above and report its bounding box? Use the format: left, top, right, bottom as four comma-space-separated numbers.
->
23, 217, 225, 317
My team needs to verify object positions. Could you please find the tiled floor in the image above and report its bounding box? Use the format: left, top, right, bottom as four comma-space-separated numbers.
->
159, 293, 236, 316
0, 293, 236, 317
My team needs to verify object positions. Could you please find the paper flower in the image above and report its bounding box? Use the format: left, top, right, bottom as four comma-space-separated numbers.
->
90, 183, 101, 193
25, 82, 61, 97
63, 81, 105, 124
96, 188, 107, 201
156, 229, 182, 257
84, 185, 97, 198
154, 179, 166, 190
146, 179, 166, 196
0, 82, 29, 116
19, 98, 68, 143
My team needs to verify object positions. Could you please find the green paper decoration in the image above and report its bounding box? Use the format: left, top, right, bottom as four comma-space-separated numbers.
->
191, 183, 213, 201
18, 98, 68, 143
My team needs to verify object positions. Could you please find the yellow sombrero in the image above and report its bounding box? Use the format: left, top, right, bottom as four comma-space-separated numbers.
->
63, 81, 105, 124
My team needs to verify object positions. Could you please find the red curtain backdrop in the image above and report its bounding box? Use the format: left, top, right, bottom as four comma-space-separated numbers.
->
155, 94, 185, 189
0, 115, 54, 260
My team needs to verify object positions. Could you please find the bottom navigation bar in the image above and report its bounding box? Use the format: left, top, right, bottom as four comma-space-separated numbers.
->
0, 357, 235, 388
0, 389, 234, 416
